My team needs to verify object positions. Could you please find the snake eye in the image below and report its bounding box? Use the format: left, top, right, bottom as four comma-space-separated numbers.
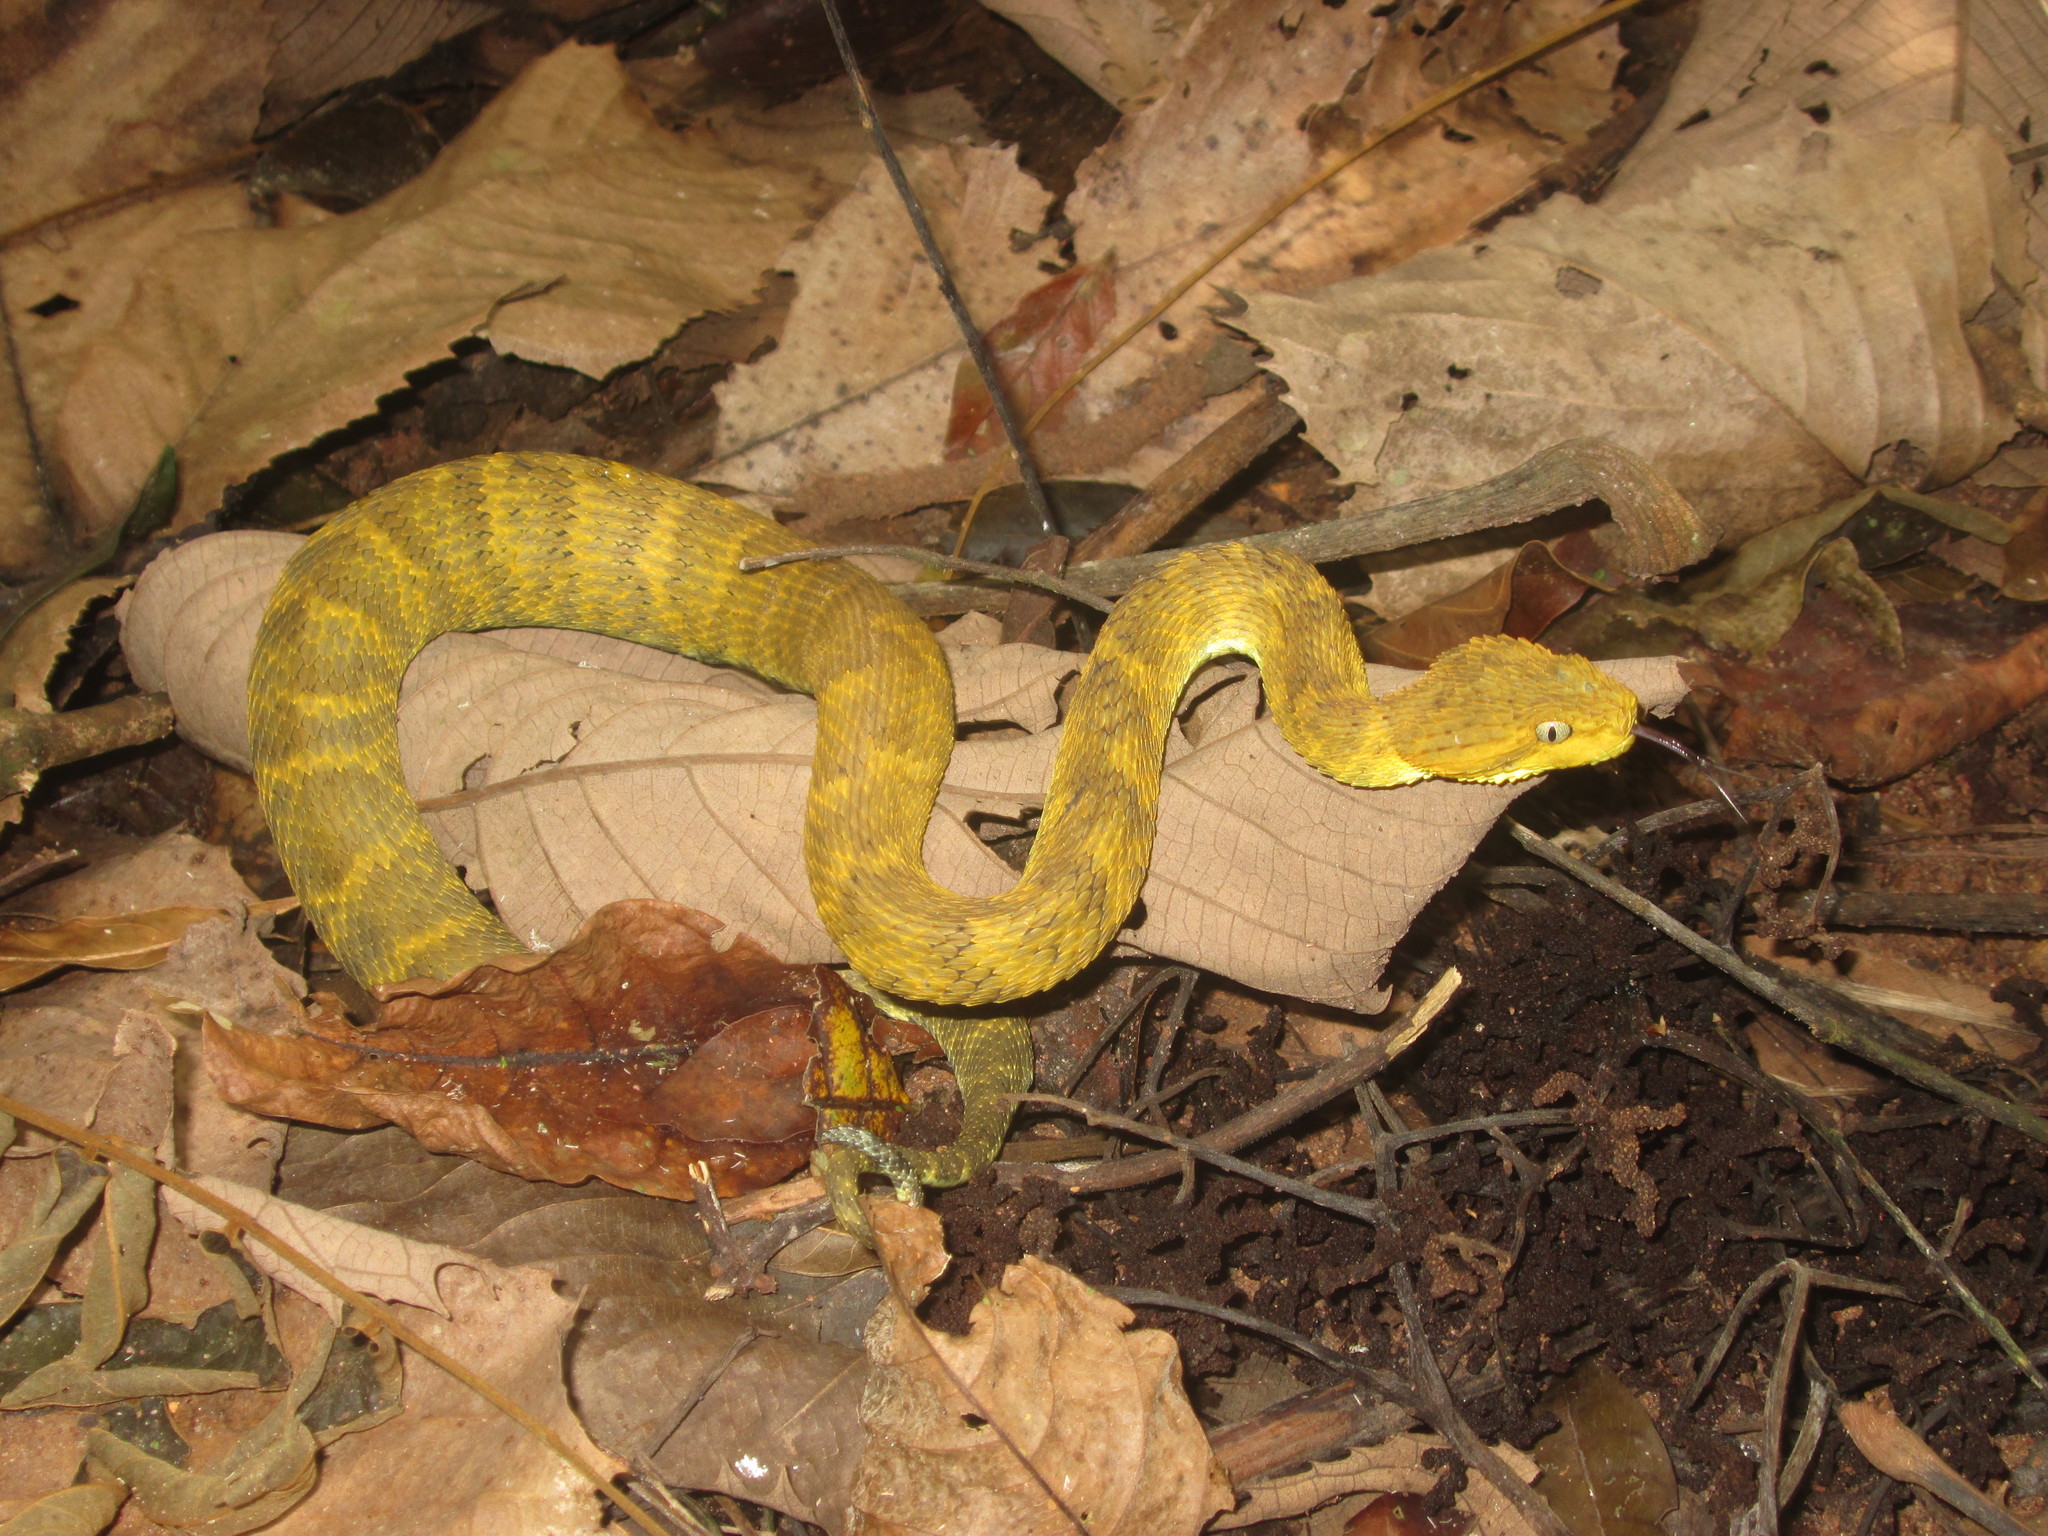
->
1535, 720, 1572, 745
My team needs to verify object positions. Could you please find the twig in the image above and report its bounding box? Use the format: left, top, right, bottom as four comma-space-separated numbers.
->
1309, 1109, 1577, 1187
1100, 1285, 1424, 1412
895, 438, 1709, 616
1057, 966, 1195, 1096
815, 0, 1060, 540
1027, 967, 1460, 1193
1840, 1397, 2045, 1536
1391, 1265, 1573, 1536
1016, 1092, 1387, 1227
0, 1089, 673, 1536
740, 545, 1113, 612
1684, 1261, 1909, 1536
1505, 821, 2048, 1149
1647, 1033, 2048, 1398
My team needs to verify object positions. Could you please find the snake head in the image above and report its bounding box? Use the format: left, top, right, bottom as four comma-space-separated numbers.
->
1381, 634, 1642, 784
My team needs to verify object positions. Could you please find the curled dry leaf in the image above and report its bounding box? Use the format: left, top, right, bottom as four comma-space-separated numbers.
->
204, 901, 869, 1202
1241, 121, 2033, 549
0, 907, 230, 994
125, 533, 1687, 1011
47, 41, 829, 534
1529, 1362, 1679, 1536
850, 1201, 1232, 1536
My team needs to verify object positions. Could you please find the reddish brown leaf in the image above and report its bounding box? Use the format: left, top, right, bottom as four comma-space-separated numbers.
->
1345, 1492, 1473, 1536
945, 260, 1117, 460
1699, 587, 2048, 786
203, 901, 904, 1201
1363, 541, 1588, 667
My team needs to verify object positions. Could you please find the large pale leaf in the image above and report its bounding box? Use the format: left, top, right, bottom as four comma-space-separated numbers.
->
1608, 0, 2048, 263
124, 533, 1685, 1011
1240, 122, 2031, 546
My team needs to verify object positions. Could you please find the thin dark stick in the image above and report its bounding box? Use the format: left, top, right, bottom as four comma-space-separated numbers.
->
641, 1327, 762, 1460
1017, 1092, 1387, 1226
1391, 1266, 1573, 1536
740, 545, 1112, 611
1649, 1032, 2048, 1397
1100, 1285, 1424, 1413
814, 0, 1061, 540
1036, 967, 1459, 1193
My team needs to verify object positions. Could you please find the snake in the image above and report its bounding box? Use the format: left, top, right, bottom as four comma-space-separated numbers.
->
248, 451, 1644, 1218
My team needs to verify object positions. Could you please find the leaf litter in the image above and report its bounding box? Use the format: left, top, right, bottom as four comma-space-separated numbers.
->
6, 1, 2048, 1533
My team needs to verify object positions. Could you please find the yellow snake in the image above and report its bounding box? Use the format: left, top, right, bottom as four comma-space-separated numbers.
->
248, 452, 1642, 1210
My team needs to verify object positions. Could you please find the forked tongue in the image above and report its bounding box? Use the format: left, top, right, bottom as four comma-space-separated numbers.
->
1632, 724, 1749, 826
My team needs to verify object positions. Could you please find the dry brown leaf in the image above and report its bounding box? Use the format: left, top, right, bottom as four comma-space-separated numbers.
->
1215, 1432, 1440, 1529
262, 0, 503, 130
977, 0, 1202, 111
1742, 1015, 1887, 1109
125, 532, 1687, 1010
1610, 0, 2048, 264
1361, 542, 1588, 667
1530, 1362, 1678, 1536
1761, 946, 2038, 1062
709, 138, 1051, 493
1245, 117, 2034, 549
163, 1178, 483, 1325
48, 42, 826, 535
0, 580, 128, 714
709, 0, 1626, 511
204, 902, 854, 1203
0, 0, 270, 236
849, 1202, 1232, 1535
277, 1122, 875, 1528
148, 1212, 623, 1536
0, 906, 231, 994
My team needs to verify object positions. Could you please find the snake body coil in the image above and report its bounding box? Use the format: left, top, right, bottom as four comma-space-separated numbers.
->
249, 452, 1642, 1197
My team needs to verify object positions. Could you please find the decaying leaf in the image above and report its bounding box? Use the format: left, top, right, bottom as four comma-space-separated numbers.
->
162, 1178, 483, 1325
0, 908, 230, 995
46, 41, 828, 533
710, 0, 1630, 511
1241, 121, 2033, 548
251, 1260, 617, 1536
84, 1318, 399, 1536
1362, 542, 1588, 667
946, 259, 1118, 459
124, 531, 1688, 1012
977, 0, 1201, 112
1530, 1362, 1679, 1536
203, 901, 859, 1202
1609, 0, 2048, 264
0, 581, 129, 714
274, 1122, 876, 1530
848, 1201, 1233, 1535
0, 1481, 124, 1536
0, 0, 269, 238
1698, 585, 2048, 786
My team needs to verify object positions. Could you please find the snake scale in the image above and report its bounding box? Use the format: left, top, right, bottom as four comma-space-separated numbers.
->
249, 452, 1643, 1211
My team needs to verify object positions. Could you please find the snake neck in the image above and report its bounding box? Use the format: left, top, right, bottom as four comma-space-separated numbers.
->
811, 542, 1418, 1006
